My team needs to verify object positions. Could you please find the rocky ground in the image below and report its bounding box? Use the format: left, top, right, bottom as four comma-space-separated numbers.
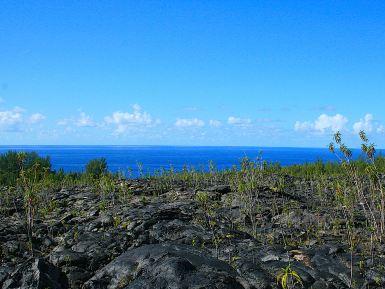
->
1, 179, 385, 289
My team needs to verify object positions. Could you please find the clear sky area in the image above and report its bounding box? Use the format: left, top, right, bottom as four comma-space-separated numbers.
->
1, 1, 384, 147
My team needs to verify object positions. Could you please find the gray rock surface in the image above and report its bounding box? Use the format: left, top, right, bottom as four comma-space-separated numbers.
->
2, 258, 68, 289
83, 244, 246, 289
1, 180, 384, 288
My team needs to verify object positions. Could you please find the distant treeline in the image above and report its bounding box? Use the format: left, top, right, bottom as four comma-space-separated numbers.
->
0, 151, 108, 187
1, 149, 385, 187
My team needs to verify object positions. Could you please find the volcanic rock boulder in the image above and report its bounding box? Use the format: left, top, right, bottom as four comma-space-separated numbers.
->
2, 258, 68, 289
83, 243, 252, 289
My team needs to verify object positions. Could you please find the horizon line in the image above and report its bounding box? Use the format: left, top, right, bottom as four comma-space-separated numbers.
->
0, 144, 383, 150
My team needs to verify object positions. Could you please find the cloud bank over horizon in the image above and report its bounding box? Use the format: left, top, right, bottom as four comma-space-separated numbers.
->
1, 99, 384, 147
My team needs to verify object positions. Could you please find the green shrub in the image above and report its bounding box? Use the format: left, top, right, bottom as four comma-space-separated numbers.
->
85, 158, 108, 178
0, 151, 51, 186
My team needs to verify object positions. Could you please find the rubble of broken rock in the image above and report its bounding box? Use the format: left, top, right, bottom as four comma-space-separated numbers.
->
1, 179, 385, 289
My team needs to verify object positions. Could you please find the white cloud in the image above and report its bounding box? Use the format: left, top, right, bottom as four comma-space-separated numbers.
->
294, 121, 313, 132
0, 107, 44, 132
175, 118, 205, 128
353, 114, 374, 134
352, 113, 385, 135
29, 113, 46, 124
314, 114, 348, 132
104, 104, 155, 134
76, 112, 95, 127
295, 113, 385, 136
209, 119, 222, 127
57, 112, 96, 128
227, 116, 251, 126
0, 107, 24, 130
294, 114, 348, 133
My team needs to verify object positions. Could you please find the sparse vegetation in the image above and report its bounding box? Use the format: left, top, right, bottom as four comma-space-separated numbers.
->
276, 264, 303, 289
0, 151, 51, 186
85, 157, 108, 179
1, 132, 385, 287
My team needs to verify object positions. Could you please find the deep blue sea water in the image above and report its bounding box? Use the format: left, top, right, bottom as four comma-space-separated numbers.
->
0, 146, 374, 177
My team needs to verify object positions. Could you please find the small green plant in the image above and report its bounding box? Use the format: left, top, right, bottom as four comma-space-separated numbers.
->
276, 264, 303, 289
17, 152, 51, 254
39, 199, 58, 217
86, 158, 108, 178
73, 225, 79, 242
195, 191, 222, 257
140, 195, 148, 205
99, 173, 116, 205
329, 130, 385, 286
113, 215, 121, 228
118, 181, 132, 202
230, 157, 263, 238
98, 200, 107, 211
229, 255, 241, 269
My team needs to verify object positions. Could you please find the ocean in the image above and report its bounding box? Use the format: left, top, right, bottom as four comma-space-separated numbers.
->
0, 146, 369, 177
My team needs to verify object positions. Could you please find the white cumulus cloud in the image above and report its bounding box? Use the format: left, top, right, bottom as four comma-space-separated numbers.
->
76, 112, 95, 127
294, 121, 313, 132
0, 107, 24, 131
353, 114, 374, 134
104, 104, 155, 134
295, 114, 348, 133
29, 113, 46, 124
377, 125, 385, 134
209, 119, 222, 127
227, 116, 251, 126
352, 113, 385, 135
175, 118, 205, 128
314, 114, 348, 133
0, 107, 45, 132
57, 112, 95, 128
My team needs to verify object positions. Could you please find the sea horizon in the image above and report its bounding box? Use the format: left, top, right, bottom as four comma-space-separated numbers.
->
0, 145, 378, 177
0, 144, 380, 149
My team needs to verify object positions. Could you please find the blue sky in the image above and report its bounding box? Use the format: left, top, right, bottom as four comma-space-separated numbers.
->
1, 1, 385, 147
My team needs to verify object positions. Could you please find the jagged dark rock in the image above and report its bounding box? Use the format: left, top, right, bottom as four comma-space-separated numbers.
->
2, 258, 68, 289
83, 244, 247, 289
1, 180, 385, 288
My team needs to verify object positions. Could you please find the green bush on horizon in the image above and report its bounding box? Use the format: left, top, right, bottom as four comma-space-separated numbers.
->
85, 158, 108, 178
0, 151, 51, 186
